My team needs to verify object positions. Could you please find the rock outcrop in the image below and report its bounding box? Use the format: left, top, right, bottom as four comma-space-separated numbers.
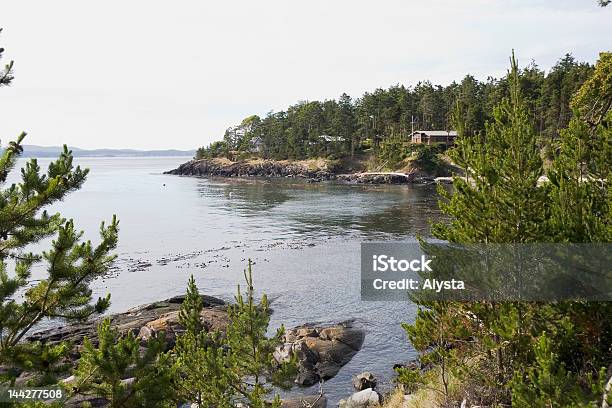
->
335, 173, 415, 184
274, 322, 366, 386
165, 158, 441, 184
27, 294, 227, 349
165, 158, 336, 180
25, 298, 363, 407
281, 395, 328, 408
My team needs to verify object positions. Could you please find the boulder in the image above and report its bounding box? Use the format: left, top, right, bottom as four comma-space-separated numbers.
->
281, 395, 327, 408
352, 372, 377, 391
138, 308, 229, 349
338, 388, 381, 408
274, 322, 365, 386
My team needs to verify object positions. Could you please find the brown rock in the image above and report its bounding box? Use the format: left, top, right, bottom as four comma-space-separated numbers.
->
275, 322, 365, 386
27, 294, 226, 349
296, 327, 319, 337
281, 395, 327, 408
138, 308, 229, 349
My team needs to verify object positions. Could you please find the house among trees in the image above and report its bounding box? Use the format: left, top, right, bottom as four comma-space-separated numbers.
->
249, 137, 264, 153
410, 130, 458, 145
319, 134, 346, 143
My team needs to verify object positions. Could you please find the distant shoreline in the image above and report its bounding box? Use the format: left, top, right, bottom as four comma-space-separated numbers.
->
20, 144, 196, 158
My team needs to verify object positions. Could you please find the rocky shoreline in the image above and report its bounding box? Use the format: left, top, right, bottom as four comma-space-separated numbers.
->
20, 295, 367, 407
165, 158, 450, 185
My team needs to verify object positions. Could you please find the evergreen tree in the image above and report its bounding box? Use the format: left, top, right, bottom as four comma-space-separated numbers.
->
195, 51, 594, 167
171, 263, 296, 407
0, 28, 119, 385
510, 333, 608, 407
401, 52, 611, 406
539, 54, 593, 143
73, 318, 173, 407
0, 29, 14, 87
435, 52, 549, 244
171, 274, 229, 406
333, 93, 356, 156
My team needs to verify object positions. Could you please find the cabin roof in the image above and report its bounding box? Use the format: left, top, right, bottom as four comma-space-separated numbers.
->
319, 135, 345, 142
410, 130, 458, 137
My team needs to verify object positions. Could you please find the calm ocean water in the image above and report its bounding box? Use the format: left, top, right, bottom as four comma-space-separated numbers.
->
11, 156, 444, 403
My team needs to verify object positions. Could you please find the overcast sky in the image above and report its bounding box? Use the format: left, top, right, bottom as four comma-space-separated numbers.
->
0, 0, 610, 150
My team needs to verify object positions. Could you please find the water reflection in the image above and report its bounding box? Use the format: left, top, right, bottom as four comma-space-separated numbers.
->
196, 178, 293, 213
194, 177, 443, 240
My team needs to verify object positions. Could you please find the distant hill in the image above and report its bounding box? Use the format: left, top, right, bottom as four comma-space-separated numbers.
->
20, 145, 196, 158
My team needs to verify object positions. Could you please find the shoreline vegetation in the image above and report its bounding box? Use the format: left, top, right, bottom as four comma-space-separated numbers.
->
165, 155, 457, 184
23, 289, 364, 407
173, 52, 603, 187
1, 18, 611, 408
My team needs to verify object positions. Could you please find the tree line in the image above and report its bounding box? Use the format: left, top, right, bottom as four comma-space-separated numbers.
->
399, 51, 611, 406
197, 54, 594, 161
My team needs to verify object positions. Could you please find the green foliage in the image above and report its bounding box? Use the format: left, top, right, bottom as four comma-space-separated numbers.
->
435, 54, 549, 244
376, 141, 449, 175
377, 137, 408, 169
172, 273, 229, 406
171, 263, 296, 407
0, 29, 14, 87
412, 144, 449, 176
394, 364, 427, 394
178, 275, 205, 334
399, 305, 468, 398
0, 29, 119, 386
539, 54, 593, 143
197, 54, 593, 164
196, 140, 229, 159
400, 52, 612, 406
359, 138, 373, 150
571, 52, 612, 128
0, 175, 119, 352
547, 117, 611, 242
1, 342, 71, 387
73, 318, 173, 407
510, 333, 607, 407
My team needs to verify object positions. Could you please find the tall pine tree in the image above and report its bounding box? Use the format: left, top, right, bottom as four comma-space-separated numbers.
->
0, 28, 119, 385
171, 263, 296, 407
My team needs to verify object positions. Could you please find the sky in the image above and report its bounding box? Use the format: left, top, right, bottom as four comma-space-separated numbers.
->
0, 0, 610, 150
